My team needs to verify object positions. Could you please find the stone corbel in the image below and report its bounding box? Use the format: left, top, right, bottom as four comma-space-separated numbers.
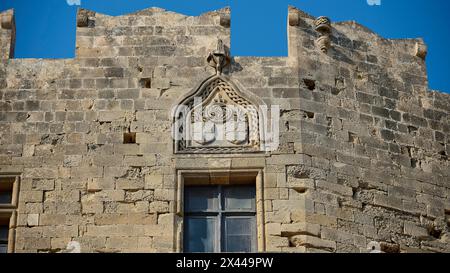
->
314, 16, 332, 54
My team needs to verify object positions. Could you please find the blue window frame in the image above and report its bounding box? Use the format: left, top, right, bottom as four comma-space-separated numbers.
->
184, 185, 256, 253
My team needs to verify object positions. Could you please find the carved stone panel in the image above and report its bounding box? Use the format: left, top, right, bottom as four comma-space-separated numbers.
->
173, 76, 264, 154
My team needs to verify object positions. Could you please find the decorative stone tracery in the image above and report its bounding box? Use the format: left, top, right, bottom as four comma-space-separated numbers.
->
173, 75, 264, 154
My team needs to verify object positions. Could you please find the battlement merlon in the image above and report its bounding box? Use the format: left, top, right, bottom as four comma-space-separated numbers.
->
0, 9, 15, 59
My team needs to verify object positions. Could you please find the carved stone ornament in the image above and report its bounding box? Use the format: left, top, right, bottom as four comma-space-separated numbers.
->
316, 35, 331, 54
314, 16, 332, 53
173, 76, 266, 154
207, 39, 231, 75
314, 16, 331, 33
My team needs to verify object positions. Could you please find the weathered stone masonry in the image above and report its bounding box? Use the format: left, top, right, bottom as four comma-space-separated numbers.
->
0, 6, 449, 253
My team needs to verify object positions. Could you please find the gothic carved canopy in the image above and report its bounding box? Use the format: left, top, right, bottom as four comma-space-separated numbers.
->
173, 75, 266, 154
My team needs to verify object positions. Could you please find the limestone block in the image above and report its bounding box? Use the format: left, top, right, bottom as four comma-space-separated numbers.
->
70, 167, 103, 179
94, 213, 157, 225
149, 201, 169, 213
27, 214, 39, 227
39, 214, 67, 226
272, 199, 305, 212
305, 213, 338, 228
88, 178, 115, 192
157, 213, 175, 226
265, 223, 281, 236
106, 237, 138, 249
20, 191, 44, 203
98, 111, 127, 122
265, 236, 290, 249
143, 225, 167, 237
82, 200, 104, 214
265, 211, 291, 224
23, 168, 58, 179
153, 189, 175, 201
31, 179, 55, 191
42, 225, 79, 238
116, 179, 144, 190
145, 174, 163, 189
23, 145, 35, 157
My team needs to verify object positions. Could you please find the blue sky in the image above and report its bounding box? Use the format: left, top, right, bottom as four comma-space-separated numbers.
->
0, 0, 449, 93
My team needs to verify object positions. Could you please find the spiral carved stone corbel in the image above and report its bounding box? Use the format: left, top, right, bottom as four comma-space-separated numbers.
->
314, 16, 332, 54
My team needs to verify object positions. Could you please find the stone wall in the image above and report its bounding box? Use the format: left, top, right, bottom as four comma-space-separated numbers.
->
0, 6, 449, 253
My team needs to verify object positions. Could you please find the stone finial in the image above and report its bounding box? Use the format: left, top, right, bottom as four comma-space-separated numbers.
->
314, 16, 331, 33
289, 10, 300, 26
219, 14, 230, 28
77, 10, 95, 28
415, 41, 428, 60
314, 16, 332, 54
1, 12, 14, 30
207, 39, 231, 75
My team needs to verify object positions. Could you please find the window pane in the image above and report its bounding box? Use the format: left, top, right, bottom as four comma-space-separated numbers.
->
185, 187, 218, 212
0, 191, 12, 204
0, 178, 14, 205
223, 186, 255, 211
0, 244, 7, 253
0, 226, 8, 241
184, 216, 216, 253
223, 216, 256, 253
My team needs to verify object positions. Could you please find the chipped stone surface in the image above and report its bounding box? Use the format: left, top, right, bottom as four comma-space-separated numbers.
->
0, 6, 449, 253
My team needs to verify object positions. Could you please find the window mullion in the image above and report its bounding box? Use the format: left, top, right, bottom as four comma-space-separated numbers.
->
217, 185, 223, 253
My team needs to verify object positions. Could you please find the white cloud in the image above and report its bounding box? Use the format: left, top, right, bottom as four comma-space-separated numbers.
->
67, 0, 81, 6
367, 0, 381, 6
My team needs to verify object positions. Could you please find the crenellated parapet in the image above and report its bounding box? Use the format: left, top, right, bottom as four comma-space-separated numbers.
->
0, 6, 448, 254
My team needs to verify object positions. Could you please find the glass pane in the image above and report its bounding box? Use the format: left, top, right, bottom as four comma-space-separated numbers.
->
0, 226, 8, 241
223, 217, 256, 253
0, 244, 7, 253
0, 191, 12, 204
185, 187, 218, 212
223, 186, 255, 211
184, 216, 217, 253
